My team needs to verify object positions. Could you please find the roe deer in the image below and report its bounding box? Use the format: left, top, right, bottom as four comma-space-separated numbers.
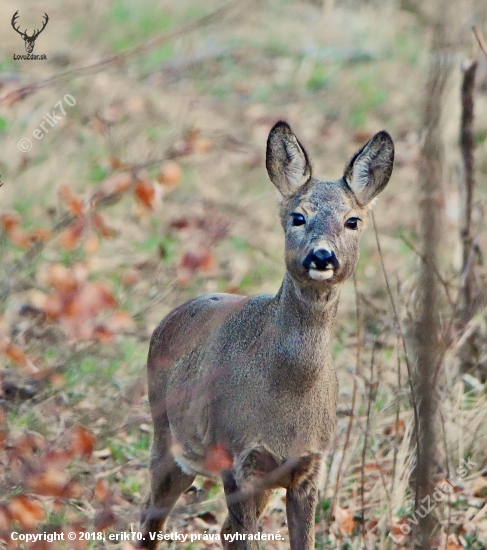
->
139, 121, 394, 549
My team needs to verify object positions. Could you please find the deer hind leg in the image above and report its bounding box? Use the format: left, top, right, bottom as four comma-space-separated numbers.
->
221, 449, 280, 550
220, 489, 273, 550
138, 420, 195, 549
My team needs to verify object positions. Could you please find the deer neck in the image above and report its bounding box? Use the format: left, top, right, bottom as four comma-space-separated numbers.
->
274, 272, 341, 327
268, 273, 341, 381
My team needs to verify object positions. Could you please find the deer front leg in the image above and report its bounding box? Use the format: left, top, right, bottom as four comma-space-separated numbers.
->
285, 455, 323, 550
286, 484, 319, 550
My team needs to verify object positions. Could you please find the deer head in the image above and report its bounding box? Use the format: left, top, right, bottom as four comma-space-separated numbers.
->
11, 11, 49, 54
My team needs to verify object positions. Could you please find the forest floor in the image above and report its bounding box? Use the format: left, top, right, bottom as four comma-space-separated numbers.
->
1, 0, 487, 548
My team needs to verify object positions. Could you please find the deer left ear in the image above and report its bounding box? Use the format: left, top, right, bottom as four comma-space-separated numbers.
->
344, 131, 394, 206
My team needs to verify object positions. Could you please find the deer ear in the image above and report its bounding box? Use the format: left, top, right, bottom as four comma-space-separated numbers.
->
344, 131, 394, 206
266, 121, 312, 198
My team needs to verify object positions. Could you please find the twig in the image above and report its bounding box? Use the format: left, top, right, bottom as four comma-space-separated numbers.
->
459, 56, 477, 311
371, 213, 421, 504
360, 339, 378, 550
473, 26, 487, 59
331, 274, 362, 536
0, 0, 241, 105
398, 233, 453, 308
391, 335, 402, 496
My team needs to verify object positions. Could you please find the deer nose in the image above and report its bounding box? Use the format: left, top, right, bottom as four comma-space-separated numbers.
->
303, 249, 340, 271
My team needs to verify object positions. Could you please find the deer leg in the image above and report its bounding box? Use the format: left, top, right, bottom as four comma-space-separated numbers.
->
138, 419, 195, 550
221, 489, 272, 549
221, 471, 260, 550
285, 483, 319, 550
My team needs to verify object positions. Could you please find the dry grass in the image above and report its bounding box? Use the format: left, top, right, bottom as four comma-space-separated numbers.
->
1, 0, 487, 548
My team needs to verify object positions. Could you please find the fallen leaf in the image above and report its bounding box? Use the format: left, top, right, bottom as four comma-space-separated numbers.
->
157, 161, 182, 190
471, 476, 487, 497
59, 184, 84, 217
335, 506, 355, 536
8, 495, 45, 528
94, 508, 117, 530
93, 325, 113, 342
40, 263, 78, 291
28, 469, 71, 497
92, 213, 117, 238
69, 425, 96, 458
94, 479, 112, 502
177, 249, 216, 286
1, 213, 20, 231
134, 180, 155, 209
60, 218, 87, 250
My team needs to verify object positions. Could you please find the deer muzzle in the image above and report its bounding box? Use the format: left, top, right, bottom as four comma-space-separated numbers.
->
303, 248, 339, 281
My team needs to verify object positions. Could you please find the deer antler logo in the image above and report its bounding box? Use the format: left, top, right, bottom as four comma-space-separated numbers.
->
11, 11, 49, 54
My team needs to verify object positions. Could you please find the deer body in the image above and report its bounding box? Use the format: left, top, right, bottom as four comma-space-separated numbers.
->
140, 122, 394, 549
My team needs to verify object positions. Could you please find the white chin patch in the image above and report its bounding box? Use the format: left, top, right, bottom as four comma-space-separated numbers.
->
309, 268, 334, 281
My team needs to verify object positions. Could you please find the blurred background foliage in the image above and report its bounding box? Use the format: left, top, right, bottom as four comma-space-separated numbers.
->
1, 0, 487, 548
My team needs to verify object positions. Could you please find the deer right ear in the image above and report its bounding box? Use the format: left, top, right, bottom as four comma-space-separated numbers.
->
344, 131, 394, 206
266, 121, 312, 198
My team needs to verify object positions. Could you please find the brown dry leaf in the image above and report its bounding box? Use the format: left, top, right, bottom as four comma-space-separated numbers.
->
157, 160, 182, 190
93, 325, 113, 342
94, 508, 117, 530
9, 227, 30, 248
92, 213, 117, 238
134, 180, 155, 209
43, 292, 68, 321
59, 184, 84, 217
335, 507, 355, 536
1, 341, 27, 367
42, 449, 72, 470
121, 270, 139, 285
90, 115, 108, 136
60, 218, 87, 250
100, 172, 132, 196
384, 418, 406, 440
0, 505, 9, 531
67, 282, 117, 317
8, 495, 45, 528
471, 476, 487, 497
83, 234, 100, 254
194, 138, 213, 153
177, 249, 216, 286
94, 479, 112, 502
28, 469, 71, 497
27, 228, 52, 243
204, 444, 233, 473
170, 217, 191, 230
69, 425, 96, 458
103, 311, 135, 333
14, 433, 46, 456
40, 263, 78, 292
109, 158, 130, 170
1, 213, 20, 231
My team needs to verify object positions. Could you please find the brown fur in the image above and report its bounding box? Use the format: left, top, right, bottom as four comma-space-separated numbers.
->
138, 121, 394, 549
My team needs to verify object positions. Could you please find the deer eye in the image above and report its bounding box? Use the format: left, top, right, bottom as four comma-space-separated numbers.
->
345, 217, 360, 230
291, 213, 306, 226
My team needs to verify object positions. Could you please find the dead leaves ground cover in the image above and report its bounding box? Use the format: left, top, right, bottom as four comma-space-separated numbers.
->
1, 0, 487, 548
